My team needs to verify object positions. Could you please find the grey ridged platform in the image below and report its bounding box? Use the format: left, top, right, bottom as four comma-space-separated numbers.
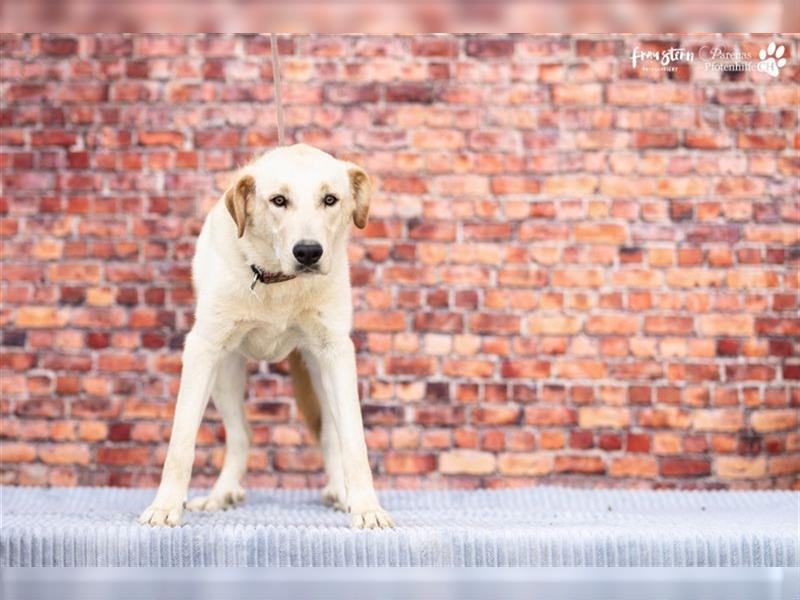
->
1, 486, 797, 566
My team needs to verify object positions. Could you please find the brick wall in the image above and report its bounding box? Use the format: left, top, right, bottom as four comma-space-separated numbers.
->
1, 34, 798, 491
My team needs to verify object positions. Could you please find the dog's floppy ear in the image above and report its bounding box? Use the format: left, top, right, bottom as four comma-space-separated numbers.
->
348, 165, 371, 229
224, 174, 255, 238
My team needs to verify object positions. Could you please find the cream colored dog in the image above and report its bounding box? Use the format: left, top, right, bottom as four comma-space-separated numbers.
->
139, 144, 393, 529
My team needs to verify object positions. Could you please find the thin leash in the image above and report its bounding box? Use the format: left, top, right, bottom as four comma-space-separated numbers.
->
270, 32, 285, 147
249, 33, 292, 294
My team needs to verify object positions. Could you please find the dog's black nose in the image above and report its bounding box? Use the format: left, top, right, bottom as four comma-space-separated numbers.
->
292, 241, 323, 266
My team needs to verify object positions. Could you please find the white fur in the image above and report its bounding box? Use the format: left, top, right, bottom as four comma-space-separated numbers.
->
138, 144, 392, 529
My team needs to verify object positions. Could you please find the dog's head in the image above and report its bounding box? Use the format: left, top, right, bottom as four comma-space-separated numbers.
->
224, 144, 370, 276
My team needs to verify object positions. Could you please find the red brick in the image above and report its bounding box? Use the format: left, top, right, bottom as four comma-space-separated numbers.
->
738, 134, 786, 150
384, 356, 436, 376
569, 430, 594, 449
557, 360, 607, 379
96, 447, 149, 466
386, 84, 434, 104
599, 432, 623, 451
576, 39, 623, 56
411, 38, 459, 57
384, 452, 436, 474
273, 448, 323, 472
587, 315, 638, 335
502, 360, 550, 379
414, 312, 463, 333
472, 406, 521, 426
574, 223, 627, 244
525, 407, 577, 426
555, 455, 605, 474
139, 131, 184, 148
626, 433, 650, 453
660, 458, 711, 477
768, 455, 800, 477
31, 130, 77, 147
469, 314, 520, 335
684, 132, 731, 149
1, 443, 36, 462
41, 36, 78, 56
465, 38, 514, 58
633, 131, 679, 148
194, 130, 239, 148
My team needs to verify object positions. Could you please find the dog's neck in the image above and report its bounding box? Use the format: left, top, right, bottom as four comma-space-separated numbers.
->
232, 227, 290, 288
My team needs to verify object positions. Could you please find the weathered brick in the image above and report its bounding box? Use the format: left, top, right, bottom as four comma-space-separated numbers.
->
574, 223, 627, 244
697, 315, 754, 337
750, 410, 798, 433
579, 407, 630, 429
15, 307, 67, 328
610, 456, 657, 478
1, 443, 36, 462
552, 84, 603, 105
502, 360, 550, 379
525, 407, 577, 427
497, 453, 552, 476
411, 38, 459, 57
39, 444, 90, 465
528, 315, 582, 335
472, 406, 521, 426
715, 456, 766, 479
439, 450, 496, 475
465, 38, 514, 58
555, 455, 605, 474
768, 455, 800, 477
273, 448, 323, 472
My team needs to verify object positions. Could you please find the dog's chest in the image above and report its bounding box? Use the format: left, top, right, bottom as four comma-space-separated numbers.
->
237, 322, 303, 362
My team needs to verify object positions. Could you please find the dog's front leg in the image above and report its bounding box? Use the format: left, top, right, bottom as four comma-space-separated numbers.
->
139, 330, 222, 526
309, 338, 393, 529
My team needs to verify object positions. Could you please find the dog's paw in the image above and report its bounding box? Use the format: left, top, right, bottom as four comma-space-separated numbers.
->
138, 502, 184, 527
185, 486, 245, 512
321, 485, 346, 512
350, 508, 394, 529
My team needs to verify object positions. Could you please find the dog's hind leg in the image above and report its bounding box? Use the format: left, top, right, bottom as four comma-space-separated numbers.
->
186, 351, 251, 512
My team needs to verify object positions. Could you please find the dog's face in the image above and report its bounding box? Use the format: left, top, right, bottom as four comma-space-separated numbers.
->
225, 144, 370, 276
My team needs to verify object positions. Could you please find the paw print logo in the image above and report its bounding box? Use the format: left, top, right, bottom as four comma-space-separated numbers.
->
758, 42, 787, 78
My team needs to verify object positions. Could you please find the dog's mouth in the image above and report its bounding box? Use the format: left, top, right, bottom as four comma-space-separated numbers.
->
294, 265, 322, 275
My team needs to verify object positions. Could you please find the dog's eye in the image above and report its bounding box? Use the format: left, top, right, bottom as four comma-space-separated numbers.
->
322, 194, 339, 207
270, 195, 288, 207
